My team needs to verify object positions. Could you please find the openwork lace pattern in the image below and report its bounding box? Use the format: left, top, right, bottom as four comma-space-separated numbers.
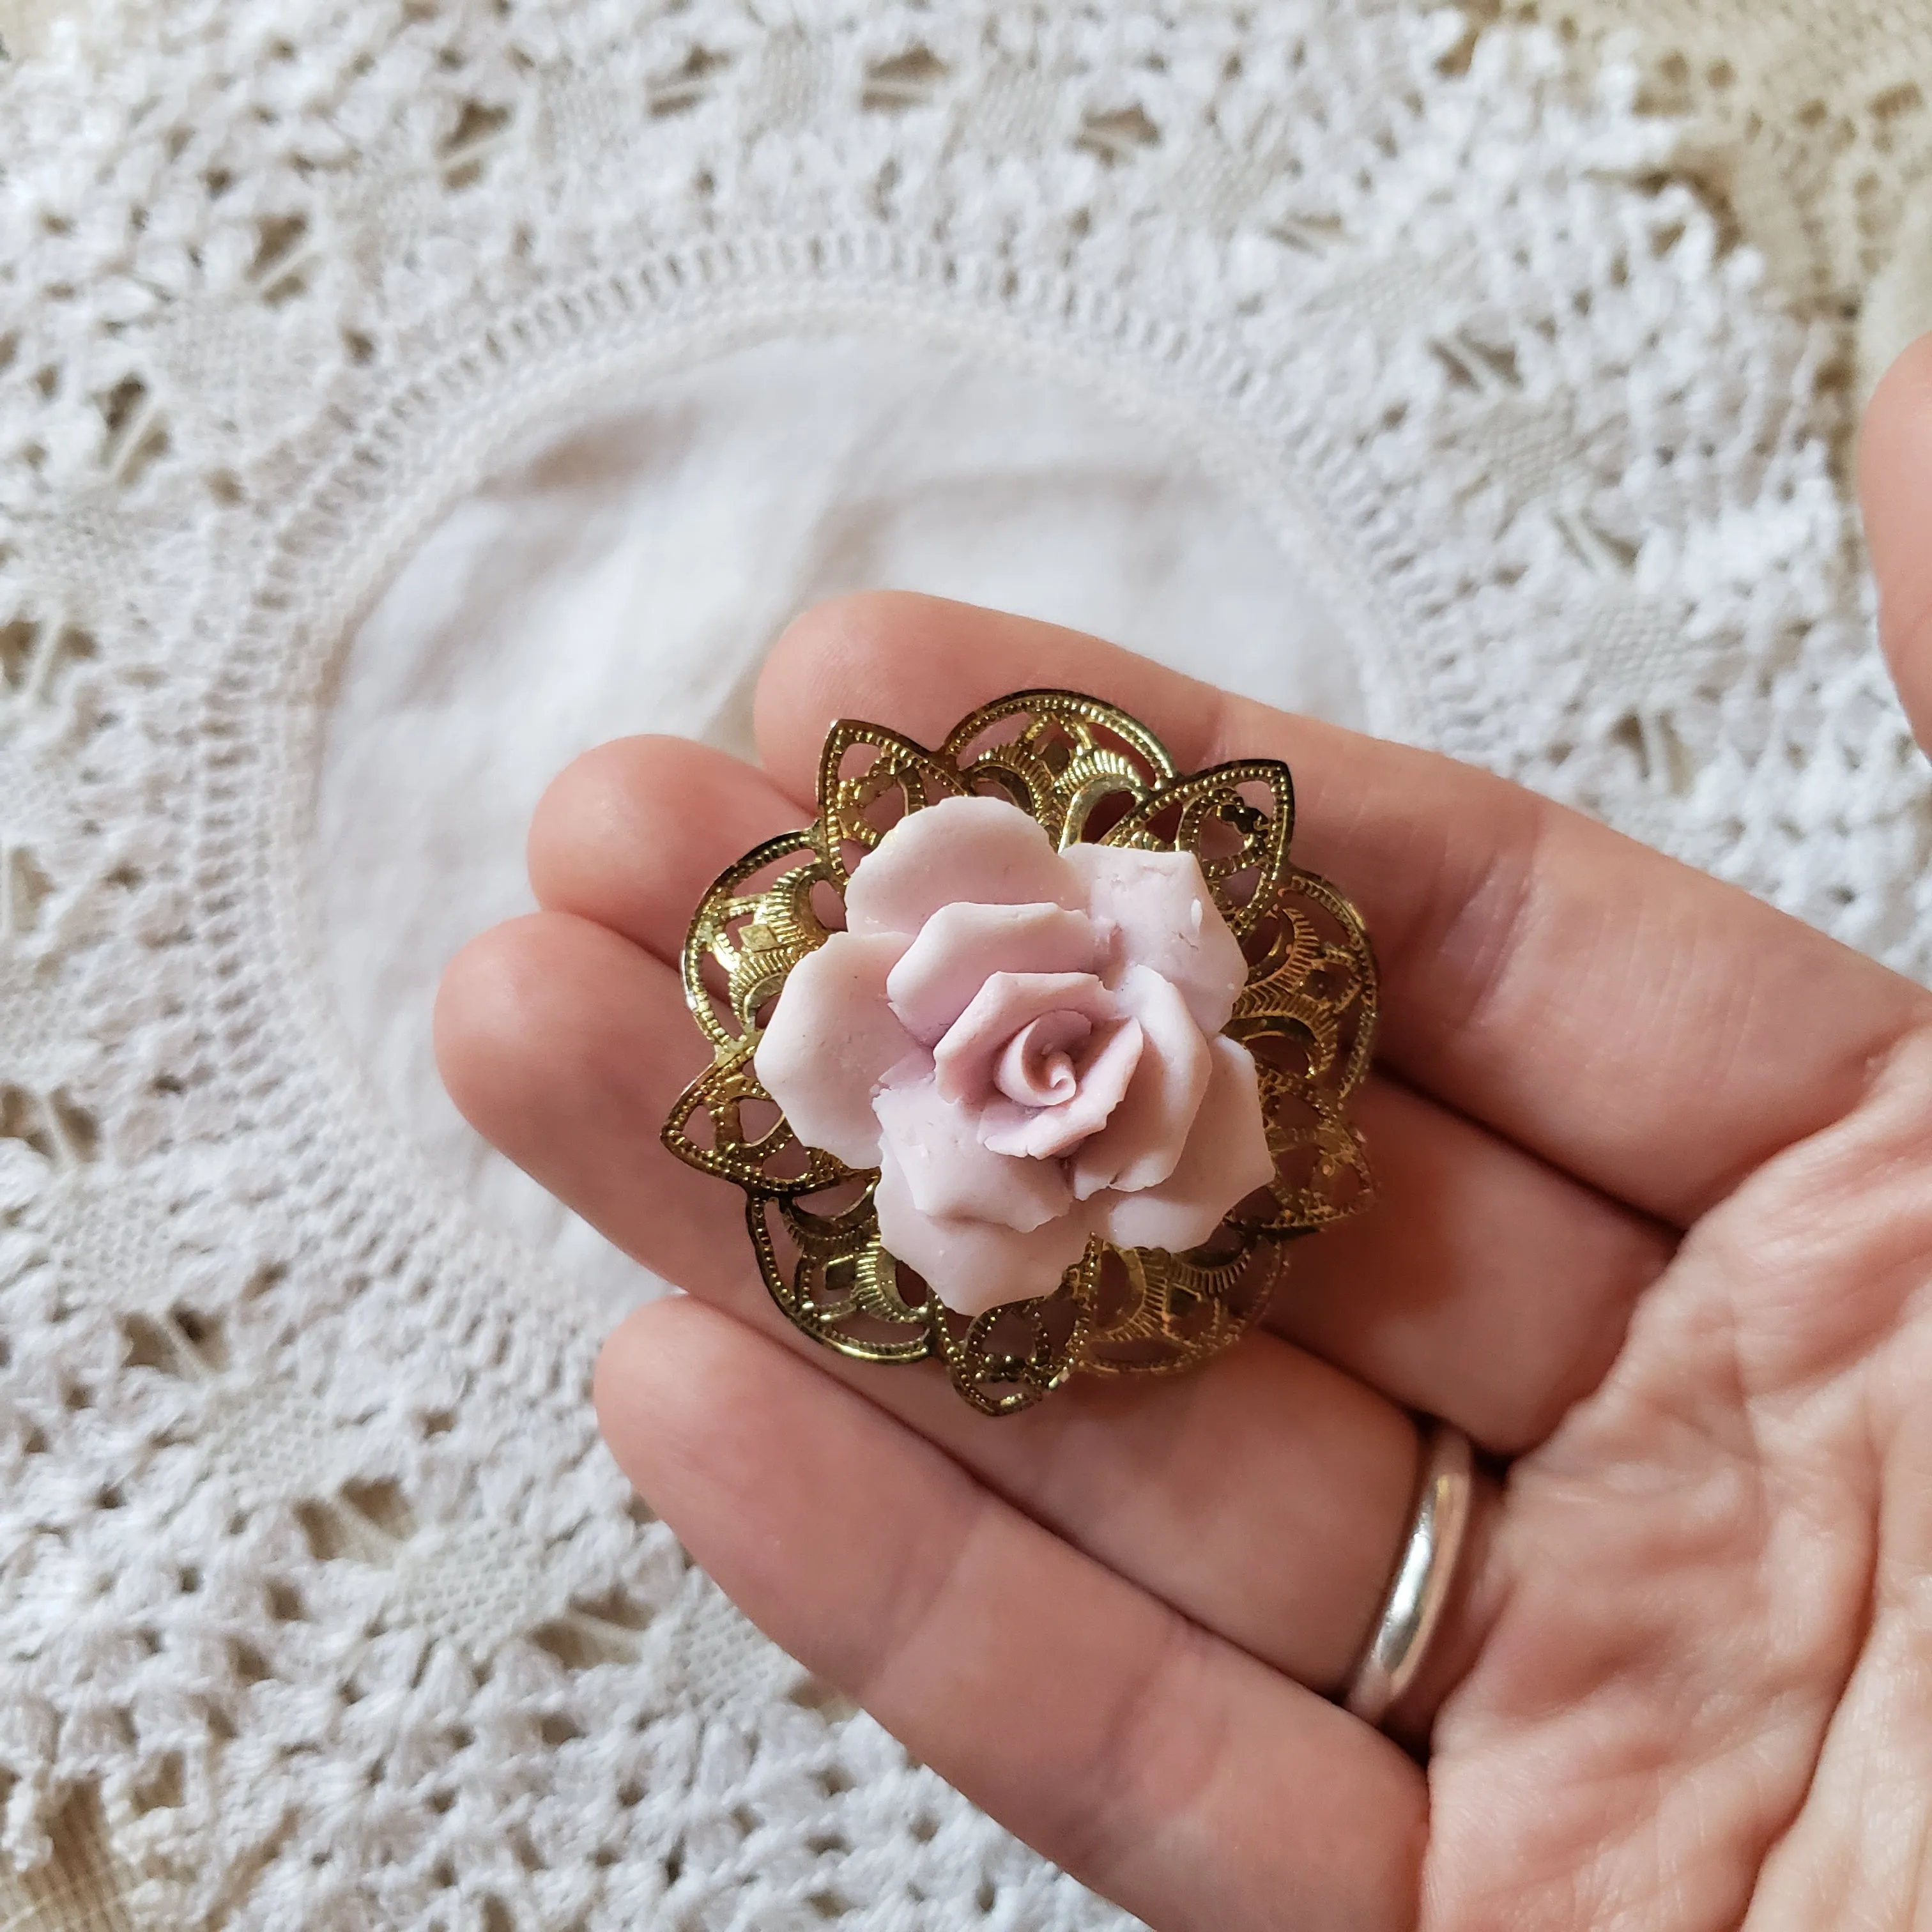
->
0, 1, 1924, 1924
1483, 0, 1932, 406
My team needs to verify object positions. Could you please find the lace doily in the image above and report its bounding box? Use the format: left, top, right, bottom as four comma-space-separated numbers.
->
1489, 0, 1932, 411
1, 1, 1926, 1926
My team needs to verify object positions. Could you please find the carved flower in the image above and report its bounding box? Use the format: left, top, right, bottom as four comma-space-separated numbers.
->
754, 793, 1276, 1316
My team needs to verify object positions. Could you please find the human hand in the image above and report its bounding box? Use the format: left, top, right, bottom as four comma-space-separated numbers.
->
433, 348, 1932, 1931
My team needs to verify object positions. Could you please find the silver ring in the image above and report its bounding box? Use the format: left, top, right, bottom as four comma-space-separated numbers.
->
1344, 1418, 1474, 1728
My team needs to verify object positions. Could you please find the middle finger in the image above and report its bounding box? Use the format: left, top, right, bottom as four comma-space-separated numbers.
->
526, 732, 1673, 1453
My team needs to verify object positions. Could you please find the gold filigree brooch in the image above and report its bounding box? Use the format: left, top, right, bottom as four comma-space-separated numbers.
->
662, 691, 1377, 1416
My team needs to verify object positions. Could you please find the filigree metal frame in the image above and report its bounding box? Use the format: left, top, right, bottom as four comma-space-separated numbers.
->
662, 691, 1378, 1416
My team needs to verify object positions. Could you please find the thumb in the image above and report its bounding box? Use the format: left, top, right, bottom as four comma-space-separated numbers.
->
1860, 334, 1932, 751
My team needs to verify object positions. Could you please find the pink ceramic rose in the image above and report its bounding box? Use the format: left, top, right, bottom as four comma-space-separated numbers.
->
753, 794, 1276, 1317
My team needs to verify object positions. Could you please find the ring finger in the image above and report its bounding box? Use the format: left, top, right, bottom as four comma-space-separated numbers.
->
438, 904, 1438, 1695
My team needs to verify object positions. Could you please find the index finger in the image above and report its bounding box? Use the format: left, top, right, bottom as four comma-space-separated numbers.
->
751, 593, 1931, 1227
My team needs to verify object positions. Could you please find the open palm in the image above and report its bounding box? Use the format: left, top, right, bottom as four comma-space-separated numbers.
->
434, 351, 1932, 1930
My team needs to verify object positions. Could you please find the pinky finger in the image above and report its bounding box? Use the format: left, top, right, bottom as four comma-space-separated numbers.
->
595, 1296, 1427, 1932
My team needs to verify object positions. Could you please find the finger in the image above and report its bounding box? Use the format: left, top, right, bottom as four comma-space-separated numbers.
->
435, 911, 1425, 1691
595, 1293, 1427, 1932
527, 733, 804, 957
435, 912, 742, 1303
1859, 333, 1932, 747
521, 732, 1675, 1452
752, 592, 1932, 1228
1269, 1075, 1671, 1450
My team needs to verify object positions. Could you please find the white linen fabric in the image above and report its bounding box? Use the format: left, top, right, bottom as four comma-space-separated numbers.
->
1, 1, 1926, 1926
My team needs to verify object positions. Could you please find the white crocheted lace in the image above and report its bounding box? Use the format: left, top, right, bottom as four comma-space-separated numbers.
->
1, 1, 1924, 1926
1492, 0, 1932, 407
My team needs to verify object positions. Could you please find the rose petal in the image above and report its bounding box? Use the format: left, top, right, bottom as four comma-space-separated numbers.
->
1098, 1036, 1274, 1254
846, 795, 1079, 939
885, 901, 1097, 1045
1068, 965, 1211, 1199
981, 1016, 1144, 1160
753, 933, 918, 1168
873, 1070, 1071, 1232
1064, 843, 1248, 1033
876, 1147, 1095, 1317
931, 971, 1115, 1106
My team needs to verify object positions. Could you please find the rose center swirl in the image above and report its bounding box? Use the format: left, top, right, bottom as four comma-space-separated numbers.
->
996, 1011, 1093, 1107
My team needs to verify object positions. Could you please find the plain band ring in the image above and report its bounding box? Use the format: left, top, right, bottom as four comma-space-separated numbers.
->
1344, 1419, 1474, 1728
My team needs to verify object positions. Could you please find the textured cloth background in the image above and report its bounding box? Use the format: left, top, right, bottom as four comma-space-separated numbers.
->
1, 1, 1928, 1927
1478, 0, 1932, 415
17, 0, 1929, 405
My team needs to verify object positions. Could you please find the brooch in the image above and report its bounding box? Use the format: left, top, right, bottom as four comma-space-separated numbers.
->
663, 691, 1377, 1415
